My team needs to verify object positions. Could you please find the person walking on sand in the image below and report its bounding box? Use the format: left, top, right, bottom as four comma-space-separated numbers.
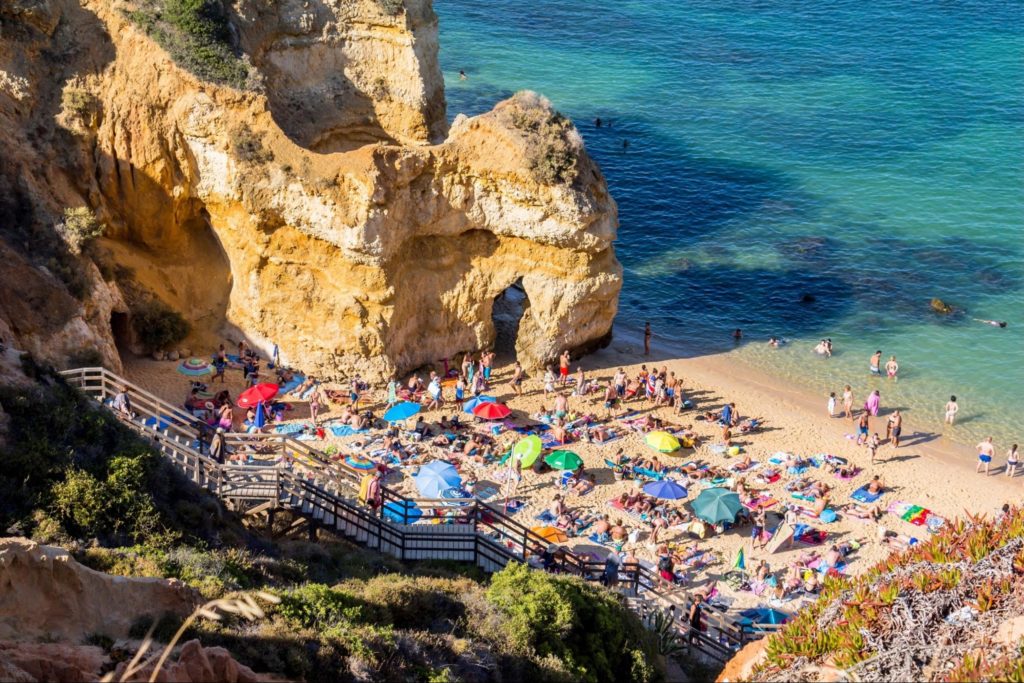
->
558, 350, 570, 386
644, 322, 652, 355
867, 432, 881, 465
856, 412, 870, 446
843, 385, 854, 420
510, 361, 524, 396
827, 392, 836, 417
869, 350, 882, 376
1006, 444, 1019, 478
886, 355, 899, 381
976, 436, 995, 475
887, 409, 903, 447
944, 395, 959, 425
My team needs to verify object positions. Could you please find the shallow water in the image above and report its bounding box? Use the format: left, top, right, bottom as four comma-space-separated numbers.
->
436, 0, 1024, 448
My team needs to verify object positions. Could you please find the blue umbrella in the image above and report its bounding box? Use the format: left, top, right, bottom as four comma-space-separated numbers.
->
738, 608, 791, 632
383, 401, 421, 423
462, 395, 497, 414
643, 479, 688, 500
413, 461, 462, 498
254, 402, 267, 429
382, 500, 422, 524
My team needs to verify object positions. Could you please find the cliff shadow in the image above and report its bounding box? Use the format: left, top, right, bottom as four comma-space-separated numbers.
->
491, 277, 527, 357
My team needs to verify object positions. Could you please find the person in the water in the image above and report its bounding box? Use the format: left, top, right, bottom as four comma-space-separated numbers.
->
622, 139, 629, 150
459, 69, 467, 80
974, 318, 1007, 328
595, 117, 602, 128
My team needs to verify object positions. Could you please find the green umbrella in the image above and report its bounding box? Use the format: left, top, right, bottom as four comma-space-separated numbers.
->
512, 435, 543, 468
544, 450, 583, 471
691, 488, 743, 525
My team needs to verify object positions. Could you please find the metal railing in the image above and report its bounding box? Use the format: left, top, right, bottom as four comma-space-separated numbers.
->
61, 366, 760, 661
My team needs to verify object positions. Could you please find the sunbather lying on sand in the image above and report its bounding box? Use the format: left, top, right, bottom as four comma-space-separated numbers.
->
842, 502, 882, 520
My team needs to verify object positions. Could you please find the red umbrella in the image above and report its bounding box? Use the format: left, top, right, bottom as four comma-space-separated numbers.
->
237, 383, 280, 408
472, 401, 511, 420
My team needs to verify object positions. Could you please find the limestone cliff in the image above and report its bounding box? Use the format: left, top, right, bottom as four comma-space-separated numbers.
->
0, 0, 621, 379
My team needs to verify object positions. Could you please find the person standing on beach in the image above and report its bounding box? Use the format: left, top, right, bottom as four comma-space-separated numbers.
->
843, 385, 854, 420
857, 413, 870, 446
869, 350, 882, 376
558, 350, 570, 386
827, 392, 836, 417
510, 361, 524, 396
613, 367, 626, 399
481, 350, 495, 381
944, 395, 959, 425
867, 432, 881, 465
976, 436, 995, 475
864, 390, 880, 417
886, 356, 899, 381
644, 322, 652, 355
1005, 444, 1019, 478
887, 410, 903, 447
543, 366, 556, 396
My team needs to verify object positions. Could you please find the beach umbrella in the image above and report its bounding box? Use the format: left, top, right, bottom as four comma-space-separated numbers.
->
237, 383, 280, 408
382, 499, 422, 524
643, 479, 688, 500
545, 450, 583, 471
344, 454, 376, 471
177, 357, 212, 376
254, 401, 267, 429
691, 488, 743, 524
645, 431, 681, 453
463, 395, 497, 414
513, 435, 543, 467
413, 461, 462, 498
383, 401, 421, 423
473, 402, 511, 421
531, 526, 569, 544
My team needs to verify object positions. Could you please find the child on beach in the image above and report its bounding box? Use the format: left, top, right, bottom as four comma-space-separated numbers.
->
944, 396, 959, 425
827, 392, 836, 417
867, 433, 881, 464
1006, 444, 1019, 478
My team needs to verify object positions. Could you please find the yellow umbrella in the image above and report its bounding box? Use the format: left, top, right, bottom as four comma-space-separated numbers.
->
645, 430, 681, 453
531, 526, 569, 544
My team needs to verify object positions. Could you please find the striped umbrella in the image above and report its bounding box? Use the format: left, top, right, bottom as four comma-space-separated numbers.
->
345, 454, 376, 471
177, 357, 212, 376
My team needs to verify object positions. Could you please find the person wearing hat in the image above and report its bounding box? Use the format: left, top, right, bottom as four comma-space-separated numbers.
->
210, 427, 226, 464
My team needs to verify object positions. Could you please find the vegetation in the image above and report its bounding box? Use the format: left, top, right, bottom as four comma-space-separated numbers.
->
1, 377, 666, 682
125, 0, 252, 89
377, 0, 405, 16
502, 91, 583, 186
130, 298, 190, 353
752, 507, 1024, 682
60, 87, 101, 128
58, 206, 105, 255
230, 125, 274, 164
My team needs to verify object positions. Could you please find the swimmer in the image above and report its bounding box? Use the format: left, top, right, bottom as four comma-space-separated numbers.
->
732, 328, 743, 341
813, 339, 831, 356
595, 117, 602, 128
869, 350, 882, 375
885, 355, 899, 381
459, 69, 467, 80
944, 395, 959, 425
622, 138, 629, 150
768, 337, 779, 347
974, 318, 1008, 328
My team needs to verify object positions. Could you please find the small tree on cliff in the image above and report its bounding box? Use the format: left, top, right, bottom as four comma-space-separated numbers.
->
502, 91, 584, 186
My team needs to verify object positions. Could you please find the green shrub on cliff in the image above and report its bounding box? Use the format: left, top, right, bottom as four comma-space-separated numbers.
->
126, 0, 252, 89
503, 91, 583, 186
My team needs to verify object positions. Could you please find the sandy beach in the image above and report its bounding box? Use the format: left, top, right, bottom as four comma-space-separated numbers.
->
124, 337, 1021, 614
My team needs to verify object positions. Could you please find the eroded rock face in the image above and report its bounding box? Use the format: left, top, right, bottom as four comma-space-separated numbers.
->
0, 538, 198, 642
0, 0, 621, 380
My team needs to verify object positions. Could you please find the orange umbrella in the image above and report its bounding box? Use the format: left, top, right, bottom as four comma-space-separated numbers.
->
530, 526, 569, 544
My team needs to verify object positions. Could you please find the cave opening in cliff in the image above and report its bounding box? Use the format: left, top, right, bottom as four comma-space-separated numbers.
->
492, 278, 528, 358
110, 311, 131, 354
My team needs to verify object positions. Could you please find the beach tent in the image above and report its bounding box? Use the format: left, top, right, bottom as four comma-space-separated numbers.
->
545, 450, 583, 471
738, 608, 791, 632
413, 461, 462, 498
382, 500, 422, 524
463, 395, 497, 414
691, 488, 743, 524
643, 479, 688, 500
531, 526, 569, 544
383, 401, 420, 423
645, 431, 681, 453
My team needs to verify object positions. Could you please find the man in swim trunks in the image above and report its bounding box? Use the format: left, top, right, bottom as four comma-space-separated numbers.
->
558, 350, 570, 385
869, 350, 882, 375
976, 436, 995, 475
887, 409, 902, 447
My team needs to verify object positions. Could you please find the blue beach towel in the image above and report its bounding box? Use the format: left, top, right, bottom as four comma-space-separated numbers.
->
279, 374, 305, 394
329, 425, 369, 437
143, 415, 174, 431
274, 423, 306, 435
535, 510, 557, 523
851, 486, 882, 503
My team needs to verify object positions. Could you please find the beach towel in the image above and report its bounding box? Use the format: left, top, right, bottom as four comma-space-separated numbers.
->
300, 384, 318, 400
588, 532, 613, 546
540, 433, 562, 449
473, 484, 499, 501
535, 510, 557, 523
795, 529, 828, 546
329, 425, 369, 437
273, 423, 306, 435
503, 499, 525, 513
743, 495, 778, 511
729, 461, 762, 473
279, 374, 305, 395
851, 486, 883, 503
295, 433, 318, 441
608, 498, 626, 512
788, 466, 808, 475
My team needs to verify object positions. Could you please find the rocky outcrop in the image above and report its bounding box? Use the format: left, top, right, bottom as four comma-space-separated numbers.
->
0, 538, 198, 642
0, 0, 621, 379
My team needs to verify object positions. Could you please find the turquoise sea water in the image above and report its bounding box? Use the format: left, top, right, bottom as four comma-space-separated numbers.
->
436, 0, 1024, 448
